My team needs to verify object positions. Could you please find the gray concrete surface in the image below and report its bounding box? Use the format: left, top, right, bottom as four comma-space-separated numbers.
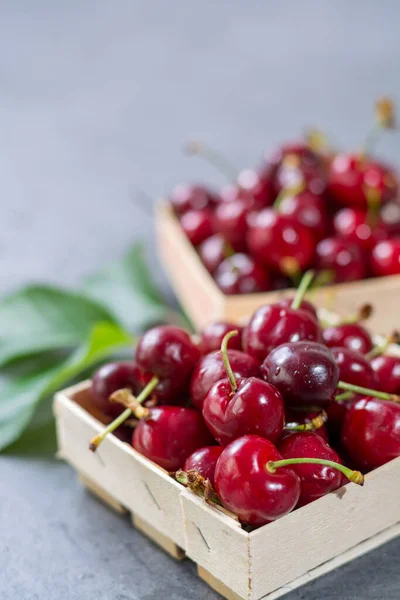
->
1, 1, 400, 598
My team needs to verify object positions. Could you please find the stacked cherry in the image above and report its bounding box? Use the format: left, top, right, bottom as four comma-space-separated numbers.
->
169, 98, 400, 294
88, 272, 400, 528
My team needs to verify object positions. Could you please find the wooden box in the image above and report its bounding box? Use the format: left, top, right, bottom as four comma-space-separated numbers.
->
54, 376, 400, 600
156, 202, 400, 334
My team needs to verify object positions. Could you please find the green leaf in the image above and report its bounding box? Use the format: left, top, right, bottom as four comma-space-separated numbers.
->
0, 321, 133, 451
0, 285, 118, 367
81, 243, 171, 331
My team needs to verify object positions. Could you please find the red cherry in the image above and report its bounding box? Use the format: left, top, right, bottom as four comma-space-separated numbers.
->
328, 153, 397, 208
198, 234, 229, 274
278, 190, 329, 240
247, 209, 315, 276
341, 398, 400, 470
261, 341, 339, 409
315, 237, 366, 283
180, 208, 214, 246
183, 446, 223, 485
333, 207, 387, 251
190, 349, 260, 412
371, 239, 400, 277
371, 355, 400, 394
214, 253, 270, 295
170, 184, 216, 214
323, 324, 373, 355
91, 361, 143, 417
275, 159, 326, 197
278, 432, 343, 507
265, 142, 321, 183
198, 321, 243, 354
277, 297, 318, 319
203, 377, 285, 446
332, 347, 377, 389
133, 406, 214, 472
214, 435, 301, 525
213, 200, 248, 250
244, 304, 321, 361
379, 201, 400, 237
236, 167, 274, 209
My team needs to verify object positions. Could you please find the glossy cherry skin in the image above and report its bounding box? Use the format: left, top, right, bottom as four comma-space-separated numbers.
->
213, 200, 248, 251
91, 361, 143, 417
315, 237, 366, 283
371, 355, 400, 394
332, 347, 377, 389
180, 208, 214, 246
183, 446, 223, 485
278, 432, 343, 507
328, 153, 397, 208
341, 398, 400, 471
261, 341, 339, 409
203, 377, 285, 446
371, 239, 400, 277
247, 210, 315, 275
243, 304, 321, 362
190, 349, 260, 412
197, 321, 243, 354
265, 142, 321, 183
323, 324, 373, 355
136, 326, 201, 403
214, 253, 270, 295
284, 408, 329, 442
379, 201, 400, 237
236, 168, 274, 209
198, 234, 228, 274
214, 435, 300, 526
278, 190, 329, 241
170, 184, 216, 215
277, 297, 318, 320
275, 160, 327, 197
333, 207, 387, 251
133, 406, 214, 472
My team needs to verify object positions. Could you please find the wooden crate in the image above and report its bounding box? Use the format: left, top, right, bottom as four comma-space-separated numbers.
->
54, 376, 400, 600
156, 202, 400, 333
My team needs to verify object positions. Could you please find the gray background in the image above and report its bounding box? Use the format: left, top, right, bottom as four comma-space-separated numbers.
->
1, 1, 400, 598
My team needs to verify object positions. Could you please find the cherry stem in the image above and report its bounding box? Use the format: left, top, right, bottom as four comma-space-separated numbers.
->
365, 331, 400, 360
337, 380, 400, 403
185, 141, 238, 181
175, 469, 221, 505
365, 187, 381, 227
273, 181, 305, 211
335, 391, 353, 403
89, 375, 159, 452
221, 331, 239, 393
267, 458, 364, 486
284, 410, 327, 432
291, 270, 315, 310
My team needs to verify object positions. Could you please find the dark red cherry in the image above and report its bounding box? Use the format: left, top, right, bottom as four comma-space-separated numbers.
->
278, 432, 343, 507
323, 324, 373, 355
278, 190, 329, 240
341, 397, 400, 470
284, 408, 329, 442
277, 297, 318, 319
183, 446, 223, 485
136, 326, 201, 402
247, 209, 315, 277
371, 355, 400, 394
315, 237, 366, 283
170, 184, 216, 214
213, 200, 248, 250
190, 349, 260, 412
271, 274, 293, 290
261, 341, 339, 409
244, 304, 321, 362
371, 239, 400, 277
333, 207, 387, 251
180, 208, 214, 246
236, 167, 274, 209
198, 321, 243, 354
214, 253, 270, 295
214, 435, 301, 525
198, 234, 230, 274
332, 347, 377, 389
133, 406, 214, 472
379, 201, 400, 237
328, 153, 397, 208
265, 142, 321, 183
275, 158, 326, 197
91, 361, 143, 417
203, 377, 285, 446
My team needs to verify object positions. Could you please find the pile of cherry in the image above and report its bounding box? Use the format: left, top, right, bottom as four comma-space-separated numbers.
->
169, 98, 400, 294
88, 272, 400, 527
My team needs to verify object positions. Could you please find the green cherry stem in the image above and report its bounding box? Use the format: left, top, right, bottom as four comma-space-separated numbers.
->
221, 330, 239, 393
284, 410, 327, 432
185, 141, 238, 181
335, 391, 354, 403
291, 269, 316, 310
89, 375, 159, 452
337, 380, 400, 403
267, 458, 364, 485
